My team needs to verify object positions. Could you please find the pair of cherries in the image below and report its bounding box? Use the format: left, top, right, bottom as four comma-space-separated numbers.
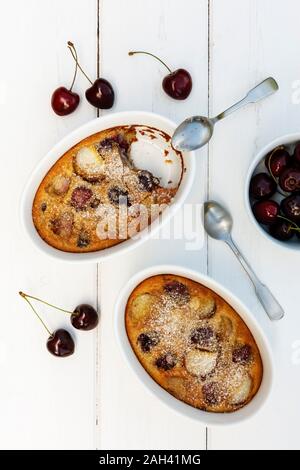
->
51, 42, 115, 116
51, 43, 193, 116
19, 291, 99, 358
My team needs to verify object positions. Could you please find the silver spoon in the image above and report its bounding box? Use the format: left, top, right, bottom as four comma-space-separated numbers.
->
172, 77, 279, 152
203, 201, 284, 321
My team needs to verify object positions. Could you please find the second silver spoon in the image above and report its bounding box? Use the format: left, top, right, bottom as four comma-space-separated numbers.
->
203, 200, 284, 321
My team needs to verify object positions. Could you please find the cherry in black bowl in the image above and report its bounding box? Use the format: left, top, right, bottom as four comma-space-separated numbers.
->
252, 200, 279, 225
279, 167, 300, 192
269, 220, 294, 241
249, 173, 276, 200
294, 142, 300, 166
265, 147, 290, 177
280, 194, 300, 222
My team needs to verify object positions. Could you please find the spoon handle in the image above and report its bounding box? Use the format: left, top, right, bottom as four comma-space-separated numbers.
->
212, 77, 278, 123
226, 236, 284, 321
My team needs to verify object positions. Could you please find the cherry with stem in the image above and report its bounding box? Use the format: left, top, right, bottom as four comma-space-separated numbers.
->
20, 291, 99, 331
265, 146, 289, 196
128, 50, 192, 100
68, 41, 115, 109
51, 45, 80, 116
19, 292, 75, 357
269, 214, 300, 241
277, 215, 300, 232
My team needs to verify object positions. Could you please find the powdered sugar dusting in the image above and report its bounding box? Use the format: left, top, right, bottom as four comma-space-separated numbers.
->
126, 275, 263, 412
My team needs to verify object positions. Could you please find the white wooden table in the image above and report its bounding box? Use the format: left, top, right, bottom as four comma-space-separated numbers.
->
1, 0, 299, 449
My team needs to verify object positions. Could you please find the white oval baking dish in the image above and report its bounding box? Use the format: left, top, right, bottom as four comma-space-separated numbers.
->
115, 265, 273, 426
21, 111, 195, 262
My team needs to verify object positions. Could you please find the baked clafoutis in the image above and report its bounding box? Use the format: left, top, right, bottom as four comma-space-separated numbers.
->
125, 274, 263, 413
32, 125, 182, 253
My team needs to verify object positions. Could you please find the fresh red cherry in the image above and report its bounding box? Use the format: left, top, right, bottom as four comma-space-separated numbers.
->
85, 78, 114, 109
252, 200, 279, 224
19, 292, 75, 358
162, 69, 192, 100
71, 304, 99, 331
19, 291, 99, 333
269, 220, 294, 241
68, 41, 114, 109
249, 173, 276, 199
281, 194, 300, 222
279, 167, 300, 192
51, 87, 79, 116
47, 329, 75, 357
51, 43, 80, 116
128, 51, 192, 100
265, 146, 290, 177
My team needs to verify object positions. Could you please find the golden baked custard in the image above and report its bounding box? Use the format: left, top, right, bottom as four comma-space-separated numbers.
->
32, 126, 182, 253
125, 274, 263, 413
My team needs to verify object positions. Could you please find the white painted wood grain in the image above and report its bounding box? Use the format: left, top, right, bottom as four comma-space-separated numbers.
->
99, 0, 209, 450
208, 0, 300, 450
0, 0, 98, 449
1, 0, 299, 451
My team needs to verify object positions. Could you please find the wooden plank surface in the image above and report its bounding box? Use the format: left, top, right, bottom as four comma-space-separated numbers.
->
208, 0, 300, 449
0, 0, 98, 449
99, 0, 209, 450
1, 0, 299, 450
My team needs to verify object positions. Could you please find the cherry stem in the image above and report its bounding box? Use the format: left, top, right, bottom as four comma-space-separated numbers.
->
19, 292, 52, 336
67, 41, 93, 85
277, 215, 300, 232
68, 42, 78, 91
128, 50, 172, 73
19, 291, 73, 316
266, 145, 288, 197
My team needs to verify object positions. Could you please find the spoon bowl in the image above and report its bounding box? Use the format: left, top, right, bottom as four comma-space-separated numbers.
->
172, 116, 214, 151
203, 201, 232, 240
